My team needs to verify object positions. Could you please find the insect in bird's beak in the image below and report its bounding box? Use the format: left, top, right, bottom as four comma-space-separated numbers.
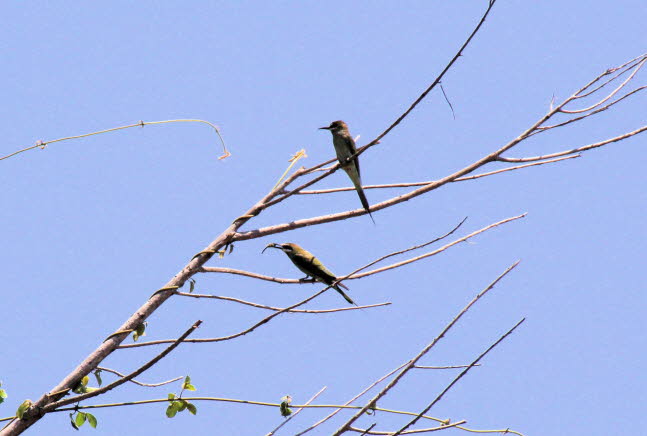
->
262, 243, 281, 254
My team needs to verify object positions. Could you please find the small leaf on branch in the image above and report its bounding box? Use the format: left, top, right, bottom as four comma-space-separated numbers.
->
166, 403, 178, 418
16, 399, 32, 419
75, 412, 87, 427
86, 412, 98, 428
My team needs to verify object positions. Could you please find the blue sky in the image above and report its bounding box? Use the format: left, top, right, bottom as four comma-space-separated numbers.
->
1, 1, 645, 435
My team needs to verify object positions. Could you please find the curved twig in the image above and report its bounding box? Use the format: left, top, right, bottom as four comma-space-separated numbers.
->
95, 367, 182, 388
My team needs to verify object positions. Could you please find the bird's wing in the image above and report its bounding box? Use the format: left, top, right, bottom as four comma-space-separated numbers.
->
346, 136, 361, 178
291, 251, 338, 284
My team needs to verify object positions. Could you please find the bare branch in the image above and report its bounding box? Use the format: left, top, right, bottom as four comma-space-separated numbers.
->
350, 420, 466, 435
560, 57, 646, 113
0, 119, 229, 162
413, 364, 481, 370
95, 367, 182, 388
200, 267, 311, 284
498, 125, 647, 163
177, 292, 391, 313
331, 261, 520, 436
358, 0, 498, 151
352, 215, 525, 279
574, 52, 646, 99
295, 156, 579, 195
535, 85, 646, 133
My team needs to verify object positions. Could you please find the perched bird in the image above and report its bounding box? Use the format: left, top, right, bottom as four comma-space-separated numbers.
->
319, 120, 375, 223
262, 242, 356, 305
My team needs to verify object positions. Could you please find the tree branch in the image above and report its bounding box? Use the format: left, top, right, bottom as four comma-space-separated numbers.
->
392, 319, 525, 435
331, 261, 520, 436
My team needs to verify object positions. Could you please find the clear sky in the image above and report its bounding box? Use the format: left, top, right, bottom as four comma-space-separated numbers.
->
1, 1, 645, 435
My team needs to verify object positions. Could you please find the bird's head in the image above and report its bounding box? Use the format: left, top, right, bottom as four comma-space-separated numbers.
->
261, 242, 299, 254
319, 120, 348, 133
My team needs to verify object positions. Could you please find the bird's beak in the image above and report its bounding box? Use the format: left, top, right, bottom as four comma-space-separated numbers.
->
262, 243, 281, 254
319, 126, 331, 130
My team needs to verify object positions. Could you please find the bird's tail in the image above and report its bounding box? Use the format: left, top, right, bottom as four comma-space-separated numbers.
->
333, 285, 356, 305
345, 167, 375, 224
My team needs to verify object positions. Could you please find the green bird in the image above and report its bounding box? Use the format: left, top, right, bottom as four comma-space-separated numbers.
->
262, 242, 356, 305
319, 120, 375, 223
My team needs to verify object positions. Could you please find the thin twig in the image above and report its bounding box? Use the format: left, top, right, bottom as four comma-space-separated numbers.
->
0, 119, 229, 162
351, 420, 466, 434
575, 53, 646, 98
95, 367, 182, 387
295, 156, 578, 195
413, 364, 481, 370
177, 292, 391, 313
498, 125, 647, 163
560, 57, 646, 113
352, 215, 524, 279
199, 267, 310, 284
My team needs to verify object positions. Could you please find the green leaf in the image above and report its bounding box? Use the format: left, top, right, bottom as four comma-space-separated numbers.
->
86, 413, 98, 428
94, 370, 103, 387
75, 412, 87, 427
70, 414, 79, 431
16, 399, 32, 419
167, 393, 176, 400
133, 322, 147, 341
189, 279, 196, 293
177, 400, 187, 412
186, 402, 197, 415
182, 376, 196, 391
166, 403, 178, 418
81, 376, 89, 387
0, 389, 7, 404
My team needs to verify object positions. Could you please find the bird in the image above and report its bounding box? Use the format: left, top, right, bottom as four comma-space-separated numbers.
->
262, 242, 356, 305
319, 120, 375, 223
